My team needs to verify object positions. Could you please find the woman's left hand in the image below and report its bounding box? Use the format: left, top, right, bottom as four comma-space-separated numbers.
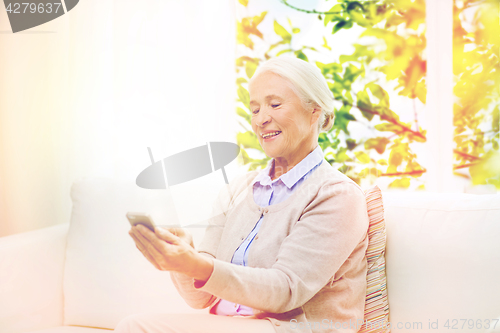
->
129, 225, 213, 282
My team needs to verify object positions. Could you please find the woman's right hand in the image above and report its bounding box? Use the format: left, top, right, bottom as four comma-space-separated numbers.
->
128, 225, 212, 281
164, 227, 194, 248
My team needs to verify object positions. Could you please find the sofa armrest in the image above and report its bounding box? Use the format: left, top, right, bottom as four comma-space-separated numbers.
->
0, 223, 69, 333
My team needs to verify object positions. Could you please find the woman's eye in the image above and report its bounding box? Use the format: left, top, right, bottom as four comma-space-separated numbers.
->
271, 104, 280, 108
252, 109, 259, 114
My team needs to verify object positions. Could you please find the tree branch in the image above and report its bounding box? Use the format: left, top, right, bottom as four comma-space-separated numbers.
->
454, 163, 479, 170
382, 169, 426, 177
338, 98, 427, 141
453, 149, 480, 161
279, 0, 382, 15
413, 97, 419, 132
382, 169, 427, 177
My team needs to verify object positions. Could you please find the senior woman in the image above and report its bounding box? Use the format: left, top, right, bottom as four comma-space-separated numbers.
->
115, 56, 369, 333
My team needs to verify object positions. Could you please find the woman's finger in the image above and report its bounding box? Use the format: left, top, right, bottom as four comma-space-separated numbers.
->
129, 227, 152, 254
155, 227, 181, 245
164, 227, 194, 247
135, 225, 174, 255
133, 226, 180, 270
129, 229, 161, 270
129, 231, 159, 267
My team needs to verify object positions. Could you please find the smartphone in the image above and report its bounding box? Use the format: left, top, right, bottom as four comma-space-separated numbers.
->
126, 212, 156, 232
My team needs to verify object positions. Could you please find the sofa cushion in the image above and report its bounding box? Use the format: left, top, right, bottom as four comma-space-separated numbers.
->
63, 177, 211, 329
28, 326, 108, 333
382, 191, 500, 333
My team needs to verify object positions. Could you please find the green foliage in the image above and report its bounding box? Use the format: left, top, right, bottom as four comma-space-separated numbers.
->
234, 0, 498, 190
452, 0, 500, 188
234, 0, 428, 188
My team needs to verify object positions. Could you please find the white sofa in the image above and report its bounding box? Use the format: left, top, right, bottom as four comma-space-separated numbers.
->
1, 177, 500, 333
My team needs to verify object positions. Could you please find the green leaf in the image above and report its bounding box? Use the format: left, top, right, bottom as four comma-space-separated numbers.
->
316, 61, 342, 75
492, 106, 499, 133
276, 49, 292, 56
236, 77, 247, 84
356, 90, 373, 120
375, 123, 402, 133
415, 79, 426, 104
344, 64, 362, 82
388, 149, 404, 167
349, 8, 368, 27
245, 61, 257, 78
346, 1, 364, 12
322, 36, 331, 50
376, 106, 400, 123
333, 108, 356, 134
388, 178, 411, 189
237, 85, 250, 108
333, 20, 347, 34
346, 138, 357, 150
324, 4, 344, 27
236, 131, 261, 150
295, 50, 308, 61
238, 147, 254, 165
254, 11, 267, 25
365, 137, 391, 154
366, 82, 390, 107
335, 147, 350, 163
236, 107, 251, 124
274, 20, 291, 42
235, 56, 254, 67
238, 0, 248, 6
354, 151, 371, 164
267, 40, 286, 53
469, 151, 500, 188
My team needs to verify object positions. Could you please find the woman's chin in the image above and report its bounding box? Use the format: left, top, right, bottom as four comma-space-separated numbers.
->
263, 149, 280, 160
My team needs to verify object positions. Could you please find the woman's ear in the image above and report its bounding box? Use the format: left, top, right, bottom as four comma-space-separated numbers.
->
310, 104, 322, 125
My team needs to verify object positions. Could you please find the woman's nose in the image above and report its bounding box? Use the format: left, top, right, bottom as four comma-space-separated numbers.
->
255, 109, 271, 127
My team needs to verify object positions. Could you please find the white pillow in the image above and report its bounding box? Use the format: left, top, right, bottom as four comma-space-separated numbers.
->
63, 176, 214, 329
382, 191, 500, 333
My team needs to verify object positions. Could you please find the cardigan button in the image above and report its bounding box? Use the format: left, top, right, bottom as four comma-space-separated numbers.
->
275, 321, 281, 326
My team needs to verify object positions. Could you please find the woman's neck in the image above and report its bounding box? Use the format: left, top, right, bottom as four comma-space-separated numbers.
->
270, 144, 318, 180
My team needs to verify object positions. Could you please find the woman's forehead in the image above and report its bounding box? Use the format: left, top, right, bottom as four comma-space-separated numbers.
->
249, 94, 283, 106
249, 73, 296, 101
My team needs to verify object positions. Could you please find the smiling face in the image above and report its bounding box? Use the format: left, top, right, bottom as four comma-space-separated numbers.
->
249, 71, 321, 175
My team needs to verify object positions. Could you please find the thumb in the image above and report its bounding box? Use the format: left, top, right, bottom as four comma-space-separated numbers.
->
155, 227, 180, 245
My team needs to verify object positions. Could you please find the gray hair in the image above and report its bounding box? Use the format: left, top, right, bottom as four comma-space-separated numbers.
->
250, 56, 335, 133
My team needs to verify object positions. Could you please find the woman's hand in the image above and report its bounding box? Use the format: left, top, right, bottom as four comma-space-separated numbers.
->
167, 227, 194, 249
128, 224, 213, 282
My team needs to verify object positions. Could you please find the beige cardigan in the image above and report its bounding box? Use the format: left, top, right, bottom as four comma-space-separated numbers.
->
170, 160, 369, 333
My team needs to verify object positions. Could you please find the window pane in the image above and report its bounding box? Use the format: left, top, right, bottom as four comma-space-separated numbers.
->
453, 0, 500, 190
235, 0, 427, 190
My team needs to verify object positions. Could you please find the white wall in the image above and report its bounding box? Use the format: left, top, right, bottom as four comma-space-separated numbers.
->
0, 0, 238, 236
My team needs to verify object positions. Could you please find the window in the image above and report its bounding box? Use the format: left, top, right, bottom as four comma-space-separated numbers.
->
234, 0, 499, 192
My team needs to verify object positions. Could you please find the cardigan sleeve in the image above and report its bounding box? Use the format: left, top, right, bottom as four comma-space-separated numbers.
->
169, 253, 219, 309
193, 180, 369, 314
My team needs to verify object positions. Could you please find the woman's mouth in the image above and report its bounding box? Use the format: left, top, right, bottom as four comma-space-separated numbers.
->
262, 131, 282, 141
